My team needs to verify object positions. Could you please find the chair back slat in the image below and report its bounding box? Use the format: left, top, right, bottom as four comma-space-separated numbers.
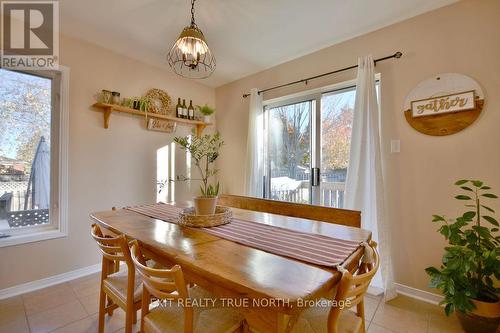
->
143, 280, 182, 300
130, 240, 189, 300
143, 277, 178, 294
91, 224, 132, 264
344, 280, 372, 300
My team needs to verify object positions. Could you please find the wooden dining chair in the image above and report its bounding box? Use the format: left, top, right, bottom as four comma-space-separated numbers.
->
91, 223, 142, 333
129, 239, 244, 333
291, 241, 380, 333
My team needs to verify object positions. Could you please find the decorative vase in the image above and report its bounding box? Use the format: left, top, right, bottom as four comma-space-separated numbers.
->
193, 196, 218, 215
203, 115, 211, 123
456, 299, 500, 333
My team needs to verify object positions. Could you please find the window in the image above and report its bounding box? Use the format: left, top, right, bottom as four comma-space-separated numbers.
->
263, 79, 379, 208
0, 68, 68, 247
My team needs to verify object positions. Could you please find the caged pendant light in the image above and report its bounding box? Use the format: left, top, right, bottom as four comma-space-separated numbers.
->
167, 0, 216, 79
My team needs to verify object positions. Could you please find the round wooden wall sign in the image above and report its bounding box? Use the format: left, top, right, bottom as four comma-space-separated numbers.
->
403, 73, 484, 136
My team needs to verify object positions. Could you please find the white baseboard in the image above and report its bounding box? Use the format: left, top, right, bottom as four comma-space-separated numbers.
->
0, 264, 444, 307
367, 285, 384, 296
0, 263, 101, 300
395, 283, 443, 305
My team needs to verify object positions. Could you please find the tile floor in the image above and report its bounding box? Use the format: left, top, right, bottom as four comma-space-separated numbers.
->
0, 272, 464, 333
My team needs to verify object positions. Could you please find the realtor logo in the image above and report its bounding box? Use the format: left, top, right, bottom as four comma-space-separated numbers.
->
1, 0, 59, 69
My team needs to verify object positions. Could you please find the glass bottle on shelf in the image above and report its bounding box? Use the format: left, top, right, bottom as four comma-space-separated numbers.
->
176, 98, 182, 118
182, 99, 187, 119
188, 100, 195, 120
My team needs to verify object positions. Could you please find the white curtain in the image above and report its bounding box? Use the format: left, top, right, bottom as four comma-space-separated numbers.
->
244, 88, 264, 197
345, 55, 396, 301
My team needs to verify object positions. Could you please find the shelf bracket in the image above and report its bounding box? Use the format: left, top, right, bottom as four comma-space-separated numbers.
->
195, 124, 206, 137
103, 107, 112, 129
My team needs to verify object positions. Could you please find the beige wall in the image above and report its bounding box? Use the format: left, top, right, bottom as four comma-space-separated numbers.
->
215, 0, 500, 293
0, 35, 215, 289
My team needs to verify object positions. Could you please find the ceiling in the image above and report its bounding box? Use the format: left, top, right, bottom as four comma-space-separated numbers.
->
60, 0, 457, 87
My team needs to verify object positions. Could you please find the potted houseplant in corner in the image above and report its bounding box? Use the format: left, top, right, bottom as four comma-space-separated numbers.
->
197, 104, 215, 123
426, 180, 500, 333
174, 132, 224, 215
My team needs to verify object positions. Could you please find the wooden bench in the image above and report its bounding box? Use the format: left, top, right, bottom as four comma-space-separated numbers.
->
218, 194, 361, 228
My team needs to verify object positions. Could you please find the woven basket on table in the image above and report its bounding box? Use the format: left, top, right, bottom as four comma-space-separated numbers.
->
178, 206, 232, 228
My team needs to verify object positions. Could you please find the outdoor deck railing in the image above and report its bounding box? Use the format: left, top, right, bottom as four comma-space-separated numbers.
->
270, 181, 346, 208
2, 209, 50, 228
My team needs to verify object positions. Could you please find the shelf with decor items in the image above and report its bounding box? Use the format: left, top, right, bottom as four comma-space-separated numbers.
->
91, 102, 211, 136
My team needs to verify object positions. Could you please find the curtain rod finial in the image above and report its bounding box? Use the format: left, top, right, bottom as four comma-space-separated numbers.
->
395, 51, 402, 58
243, 93, 250, 98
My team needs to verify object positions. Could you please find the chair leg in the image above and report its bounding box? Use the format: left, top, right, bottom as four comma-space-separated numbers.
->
124, 303, 134, 333
242, 320, 250, 333
106, 295, 115, 316
98, 290, 106, 333
357, 299, 366, 332
133, 309, 137, 324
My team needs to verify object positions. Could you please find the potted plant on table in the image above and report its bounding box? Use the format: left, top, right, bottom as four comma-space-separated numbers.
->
174, 132, 224, 215
426, 180, 500, 333
196, 104, 215, 123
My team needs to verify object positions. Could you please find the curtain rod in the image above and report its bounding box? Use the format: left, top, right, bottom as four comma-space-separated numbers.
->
242, 51, 402, 98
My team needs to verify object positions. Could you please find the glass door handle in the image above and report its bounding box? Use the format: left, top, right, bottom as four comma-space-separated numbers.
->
311, 167, 320, 186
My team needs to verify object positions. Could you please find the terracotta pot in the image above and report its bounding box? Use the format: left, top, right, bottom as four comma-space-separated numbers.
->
193, 196, 218, 215
456, 299, 500, 333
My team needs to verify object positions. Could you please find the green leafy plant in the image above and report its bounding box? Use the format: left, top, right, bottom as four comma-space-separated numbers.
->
196, 104, 215, 116
174, 132, 224, 197
425, 180, 500, 316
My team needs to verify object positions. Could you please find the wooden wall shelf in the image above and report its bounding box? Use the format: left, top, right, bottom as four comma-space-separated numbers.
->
91, 102, 211, 136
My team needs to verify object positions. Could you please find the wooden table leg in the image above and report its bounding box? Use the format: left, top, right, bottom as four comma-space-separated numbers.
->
243, 308, 297, 333
277, 313, 292, 333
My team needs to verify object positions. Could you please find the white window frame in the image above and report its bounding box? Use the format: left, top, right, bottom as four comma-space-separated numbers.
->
262, 75, 380, 205
0, 66, 69, 247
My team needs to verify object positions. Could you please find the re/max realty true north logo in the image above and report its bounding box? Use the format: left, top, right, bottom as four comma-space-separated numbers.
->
1, 1, 59, 69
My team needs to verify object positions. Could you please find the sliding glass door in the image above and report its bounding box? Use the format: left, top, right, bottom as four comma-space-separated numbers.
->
264, 100, 313, 204
264, 83, 362, 207
319, 87, 356, 208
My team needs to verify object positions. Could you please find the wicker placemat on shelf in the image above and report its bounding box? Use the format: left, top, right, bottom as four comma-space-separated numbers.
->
178, 206, 232, 228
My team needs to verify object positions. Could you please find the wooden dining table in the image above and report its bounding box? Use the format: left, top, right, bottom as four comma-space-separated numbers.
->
90, 202, 371, 333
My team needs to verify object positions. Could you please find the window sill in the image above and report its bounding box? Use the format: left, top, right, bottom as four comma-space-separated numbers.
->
0, 228, 67, 248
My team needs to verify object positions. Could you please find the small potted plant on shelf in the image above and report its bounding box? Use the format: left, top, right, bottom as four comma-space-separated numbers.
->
174, 132, 224, 215
426, 180, 500, 333
197, 104, 215, 123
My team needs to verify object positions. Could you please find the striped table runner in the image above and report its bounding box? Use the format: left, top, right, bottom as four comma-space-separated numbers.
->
126, 203, 362, 267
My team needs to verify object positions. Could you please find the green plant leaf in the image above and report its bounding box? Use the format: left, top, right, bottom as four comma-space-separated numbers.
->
455, 180, 468, 186
425, 267, 441, 275
439, 225, 451, 238
483, 216, 499, 227
455, 195, 471, 200
444, 303, 454, 316
473, 225, 492, 239
472, 180, 484, 188
460, 186, 473, 191
432, 215, 445, 222
482, 194, 498, 198
481, 186, 491, 190
463, 211, 476, 220
481, 205, 496, 213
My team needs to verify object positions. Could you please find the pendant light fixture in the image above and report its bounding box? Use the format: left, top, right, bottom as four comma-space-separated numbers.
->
167, 0, 216, 79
